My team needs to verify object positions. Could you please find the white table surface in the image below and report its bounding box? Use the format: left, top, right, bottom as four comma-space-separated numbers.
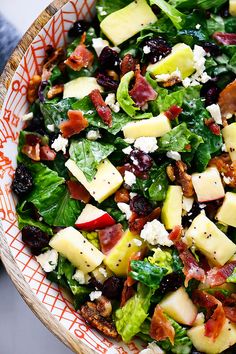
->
1, 1, 72, 353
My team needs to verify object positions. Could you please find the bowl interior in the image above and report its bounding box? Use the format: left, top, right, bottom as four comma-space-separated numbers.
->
0, 1, 143, 352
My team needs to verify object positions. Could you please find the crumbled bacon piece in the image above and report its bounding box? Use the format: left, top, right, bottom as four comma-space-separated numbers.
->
120, 54, 136, 76
89, 89, 113, 127
98, 224, 123, 255
120, 280, 135, 307
169, 226, 206, 286
60, 110, 88, 138
205, 118, 221, 135
193, 290, 226, 340
165, 105, 183, 120
209, 153, 236, 188
66, 180, 90, 203
129, 207, 161, 235
114, 187, 130, 203
213, 32, 236, 45
174, 161, 194, 197
205, 261, 236, 287
218, 79, 236, 118
150, 305, 175, 345
126, 248, 148, 287
64, 34, 94, 71
40, 145, 56, 161
214, 293, 236, 323
47, 84, 64, 99
129, 69, 157, 107
22, 144, 40, 161
42, 47, 65, 81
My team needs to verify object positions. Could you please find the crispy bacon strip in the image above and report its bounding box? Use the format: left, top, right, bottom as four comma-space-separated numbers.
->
193, 290, 226, 340
214, 293, 236, 323
66, 180, 90, 203
218, 80, 236, 118
98, 224, 123, 255
42, 46, 65, 81
213, 32, 236, 45
129, 69, 157, 107
165, 105, 183, 120
120, 54, 136, 76
89, 89, 113, 127
64, 34, 94, 71
40, 145, 56, 161
120, 280, 136, 307
60, 110, 88, 138
150, 305, 175, 345
209, 153, 236, 188
205, 261, 236, 287
169, 226, 206, 286
129, 207, 161, 235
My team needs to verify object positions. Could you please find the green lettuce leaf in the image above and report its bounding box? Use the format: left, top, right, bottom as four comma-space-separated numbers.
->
227, 267, 236, 283
72, 96, 131, 135
96, 0, 132, 21
130, 260, 168, 289
117, 71, 140, 117
40, 98, 76, 130
115, 283, 154, 343
99, 197, 128, 228
69, 138, 115, 181
147, 248, 173, 274
170, 0, 227, 11
149, 0, 185, 30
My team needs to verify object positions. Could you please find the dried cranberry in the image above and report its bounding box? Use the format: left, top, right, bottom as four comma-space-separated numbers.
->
130, 149, 153, 173
89, 277, 103, 290
102, 276, 124, 300
130, 195, 153, 217
202, 42, 221, 57
159, 273, 183, 295
143, 37, 171, 64
151, 4, 161, 16
68, 20, 89, 38
99, 47, 120, 71
96, 73, 119, 91
21, 226, 50, 255
219, 4, 230, 18
25, 134, 41, 146
12, 164, 33, 196
182, 202, 202, 228
26, 115, 45, 133
201, 80, 220, 107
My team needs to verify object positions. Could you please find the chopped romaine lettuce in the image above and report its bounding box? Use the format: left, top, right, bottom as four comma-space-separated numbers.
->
130, 260, 168, 289
148, 248, 173, 274
227, 267, 236, 283
149, 0, 185, 30
116, 71, 140, 117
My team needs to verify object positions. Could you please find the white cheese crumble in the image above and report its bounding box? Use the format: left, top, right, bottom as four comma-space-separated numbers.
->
134, 137, 158, 154
166, 151, 181, 161
140, 220, 172, 246
105, 93, 120, 113
196, 24, 201, 29
36, 249, 58, 273
140, 342, 165, 354
155, 69, 182, 83
51, 135, 68, 154
22, 112, 33, 121
124, 170, 136, 187
92, 37, 109, 57
112, 46, 121, 53
222, 143, 227, 152
99, 267, 108, 278
182, 196, 194, 213
122, 146, 133, 155
133, 238, 142, 246
143, 45, 151, 54
117, 202, 132, 220
89, 290, 102, 301
206, 104, 222, 125
86, 129, 101, 141
130, 192, 137, 199
47, 124, 55, 132
72, 269, 86, 284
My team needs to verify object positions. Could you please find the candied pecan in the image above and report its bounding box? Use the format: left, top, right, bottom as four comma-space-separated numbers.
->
27, 75, 41, 103
174, 160, 194, 197
120, 54, 136, 76
209, 153, 236, 188
80, 302, 118, 338
218, 79, 236, 118
106, 70, 119, 81
22, 143, 40, 161
114, 187, 130, 203
166, 164, 175, 182
47, 84, 64, 99
95, 296, 112, 318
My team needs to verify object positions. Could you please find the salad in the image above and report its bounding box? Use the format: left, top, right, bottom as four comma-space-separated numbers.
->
12, 0, 236, 353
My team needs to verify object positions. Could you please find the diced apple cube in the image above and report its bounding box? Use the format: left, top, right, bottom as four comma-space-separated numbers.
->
122, 113, 171, 139
161, 186, 183, 230
185, 213, 236, 266
63, 77, 103, 99
188, 319, 236, 354
230, 0, 236, 16
222, 123, 236, 161
192, 167, 225, 203
49, 227, 104, 273
65, 158, 123, 203
160, 287, 197, 326
216, 192, 236, 227
100, 0, 157, 46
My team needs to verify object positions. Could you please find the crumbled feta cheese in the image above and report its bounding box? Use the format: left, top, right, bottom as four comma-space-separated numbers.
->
133, 238, 142, 246
141, 220, 172, 246
195, 24, 201, 29
36, 249, 58, 273
122, 146, 133, 155
193, 312, 205, 327
124, 138, 135, 144
86, 129, 101, 141
226, 113, 233, 119
166, 151, 181, 161
124, 170, 136, 187
134, 137, 158, 154
199, 203, 206, 209
117, 202, 132, 220
89, 290, 102, 301
22, 112, 33, 121
100, 10, 107, 16
112, 46, 121, 53
99, 267, 108, 278
92, 37, 109, 57
130, 192, 137, 199
222, 143, 227, 152
206, 104, 222, 125
143, 45, 151, 54
105, 93, 120, 112
72, 269, 86, 284
47, 124, 55, 132
140, 342, 165, 354
182, 196, 194, 213
155, 69, 182, 83
51, 135, 68, 154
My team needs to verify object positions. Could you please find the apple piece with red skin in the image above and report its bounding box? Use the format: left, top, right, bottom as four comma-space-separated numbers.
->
75, 204, 115, 231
